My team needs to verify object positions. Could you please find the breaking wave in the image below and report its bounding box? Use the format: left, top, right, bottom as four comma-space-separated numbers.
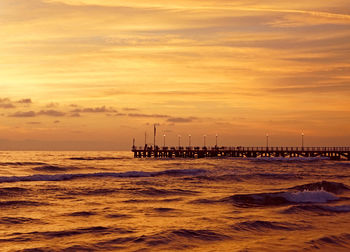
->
289, 181, 350, 194
224, 190, 338, 207
0, 169, 206, 183
223, 181, 345, 207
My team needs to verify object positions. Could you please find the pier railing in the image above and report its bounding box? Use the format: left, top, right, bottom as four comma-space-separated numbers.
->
132, 146, 350, 159
133, 146, 350, 152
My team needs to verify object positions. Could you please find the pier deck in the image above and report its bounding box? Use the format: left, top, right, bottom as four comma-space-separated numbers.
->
132, 146, 350, 160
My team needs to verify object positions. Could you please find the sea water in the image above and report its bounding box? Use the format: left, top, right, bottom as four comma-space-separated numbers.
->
0, 151, 350, 251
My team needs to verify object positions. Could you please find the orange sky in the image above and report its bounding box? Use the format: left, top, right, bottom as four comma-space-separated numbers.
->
1, 0, 350, 150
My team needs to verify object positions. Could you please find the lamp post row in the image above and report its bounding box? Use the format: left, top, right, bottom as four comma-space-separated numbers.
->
142, 129, 305, 148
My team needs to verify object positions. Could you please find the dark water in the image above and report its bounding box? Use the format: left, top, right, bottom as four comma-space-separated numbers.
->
1, 151, 350, 251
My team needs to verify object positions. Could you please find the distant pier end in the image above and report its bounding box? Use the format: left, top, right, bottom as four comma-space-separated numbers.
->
131, 146, 350, 160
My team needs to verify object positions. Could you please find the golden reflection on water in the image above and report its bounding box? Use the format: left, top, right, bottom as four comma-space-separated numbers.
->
0, 151, 350, 251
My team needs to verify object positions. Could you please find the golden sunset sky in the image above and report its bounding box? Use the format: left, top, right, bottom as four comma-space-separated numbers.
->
1, 0, 350, 150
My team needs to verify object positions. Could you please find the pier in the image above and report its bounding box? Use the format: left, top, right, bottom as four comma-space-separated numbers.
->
132, 146, 350, 160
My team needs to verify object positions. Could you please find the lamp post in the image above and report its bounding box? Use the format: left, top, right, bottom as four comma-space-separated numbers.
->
204, 135, 206, 147
153, 124, 156, 147
163, 134, 166, 147
215, 134, 218, 148
302, 132, 304, 150
189, 134, 191, 147
266, 133, 269, 150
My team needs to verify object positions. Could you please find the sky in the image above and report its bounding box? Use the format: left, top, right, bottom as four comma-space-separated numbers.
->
1, 0, 350, 150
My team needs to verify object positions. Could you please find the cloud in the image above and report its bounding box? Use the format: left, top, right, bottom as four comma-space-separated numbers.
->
71, 106, 117, 113
122, 107, 139, 111
127, 113, 169, 118
17, 98, 32, 104
167, 116, 197, 123
38, 110, 65, 116
113, 112, 127, 116
0, 98, 16, 109
9, 110, 65, 117
9, 111, 36, 117
0, 98, 33, 109
46, 102, 59, 108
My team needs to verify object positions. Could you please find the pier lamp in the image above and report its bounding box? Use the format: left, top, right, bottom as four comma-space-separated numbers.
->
266, 133, 269, 149
215, 134, 218, 147
163, 134, 166, 147
189, 134, 192, 147
204, 135, 207, 147
302, 132, 304, 149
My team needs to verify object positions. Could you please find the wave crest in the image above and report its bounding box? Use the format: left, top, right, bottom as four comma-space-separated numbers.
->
0, 169, 206, 183
290, 181, 349, 194
223, 190, 339, 207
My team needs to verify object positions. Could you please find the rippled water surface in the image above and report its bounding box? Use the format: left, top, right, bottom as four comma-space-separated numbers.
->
1, 151, 350, 251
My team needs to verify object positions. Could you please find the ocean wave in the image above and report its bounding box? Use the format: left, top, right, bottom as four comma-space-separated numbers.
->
0, 226, 132, 242
284, 190, 339, 203
283, 204, 350, 214
307, 233, 350, 250
0, 217, 38, 224
0, 162, 47, 166
137, 187, 198, 196
0, 200, 43, 208
67, 211, 96, 217
249, 157, 329, 162
232, 220, 306, 232
33, 165, 77, 173
69, 157, 131, 161
153, 207, 176, 212
223, 190, 339, 207
96, 228, 229, 248
195, 172, 302, 182
290, 181, 349, 194
0, 187, 28, 196
105, 213, 131, 219
0, 169, 206, 183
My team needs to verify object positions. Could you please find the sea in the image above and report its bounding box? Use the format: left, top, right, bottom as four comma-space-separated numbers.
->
1, 151, 350, 251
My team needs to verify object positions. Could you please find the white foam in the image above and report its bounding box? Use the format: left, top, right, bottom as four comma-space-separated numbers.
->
283, 190, 338, 203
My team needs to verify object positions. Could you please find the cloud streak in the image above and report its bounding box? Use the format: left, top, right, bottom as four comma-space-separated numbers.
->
1, 0, 350, 148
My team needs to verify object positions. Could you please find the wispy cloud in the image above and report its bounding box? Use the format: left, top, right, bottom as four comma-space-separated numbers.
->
9, 111, 36, 117
9, 110, 65, 117
1, 0, 350, 148
71, 106, 117, 113
167, 116, 197, 123
38, 110, 66, 116
127, 113, 169, 118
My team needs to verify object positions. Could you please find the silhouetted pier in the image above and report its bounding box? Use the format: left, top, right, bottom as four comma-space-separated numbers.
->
132, 146, 350, 160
